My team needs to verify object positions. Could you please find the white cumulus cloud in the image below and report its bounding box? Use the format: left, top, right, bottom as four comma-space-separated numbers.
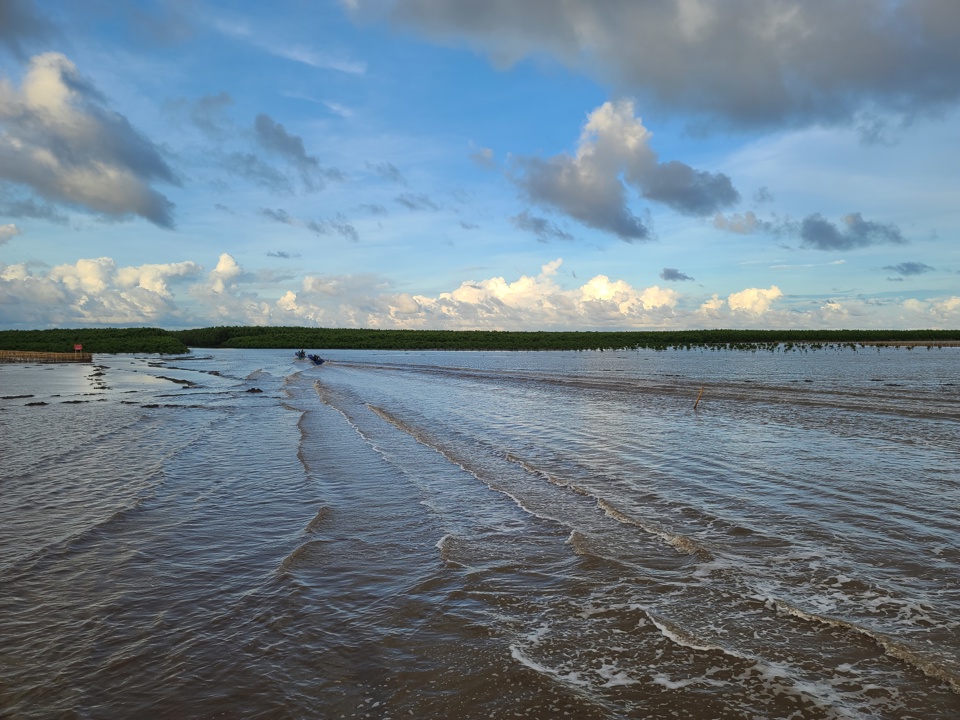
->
698, 293, 725, 319
0, 256, 200, 326
727, 286, 783, 314
3, 252, 954, 331
114, 261, 202, 297
0, 224, 22, 244
0, 53, 178, 227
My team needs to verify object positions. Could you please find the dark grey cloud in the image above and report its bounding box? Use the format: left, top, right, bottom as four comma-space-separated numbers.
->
255, 114, 313, 162
260, 207, 295, 224
510, 99, 736, 241
640, 161, 738, 216
165, 92, 234, 139
261, 207, 359, 243
460, 220, 479, 230
225, 153, 292, 193
364, 0, 960, 129
0, 0, 55, 58
0, 195, 69, 224
254, 113, 343, 191
191, 92, 233, 138
0, 53, 178, 227
126, 0, 194, 46
854, 114, 901, 147
366, 161, 406, 184
883, 261, 934, 276
510, 210, 573, 242
396, 192, 441, 211
660, 268, 694, 282
306, 216, 359, 243
359, 203, 388, 215
332, 219, 360, 243
515, 155, 650, 242
713, 210, 780, 235
753, 186, 774, 204
714, 210, 910, 254
800, 213, 906, 251
267, 250, 301, 259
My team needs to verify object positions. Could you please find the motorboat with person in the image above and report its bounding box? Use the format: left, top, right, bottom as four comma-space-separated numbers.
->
294, 349, 323, 364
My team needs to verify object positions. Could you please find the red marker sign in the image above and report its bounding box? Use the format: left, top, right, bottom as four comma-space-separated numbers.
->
74, 344, 82, 351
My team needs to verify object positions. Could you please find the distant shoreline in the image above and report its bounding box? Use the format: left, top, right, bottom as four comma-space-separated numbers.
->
2, 326, 959, 354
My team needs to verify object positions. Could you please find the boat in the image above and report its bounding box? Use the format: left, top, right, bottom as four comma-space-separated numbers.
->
307, 354, 324, 366
294, 350, 307, 360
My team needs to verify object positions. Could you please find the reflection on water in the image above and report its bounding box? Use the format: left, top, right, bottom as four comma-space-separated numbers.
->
1, 347, 958, 718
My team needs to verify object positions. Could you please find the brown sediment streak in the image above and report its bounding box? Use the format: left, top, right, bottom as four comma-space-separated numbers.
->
566, 530, 592, 557
504, 452, 566, 488
503, 452, 710, 559
772, 598, 960, 694
305, 506, 331, 534
597, 498, 713, 560
368, 404, 418, 437
277, 539, 328, 574
367, 405, 478, 479
503, 453, 591, 499
312, 380, 335, 406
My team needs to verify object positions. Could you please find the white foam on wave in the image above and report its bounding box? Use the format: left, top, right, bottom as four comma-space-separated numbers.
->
597, 498, 712, 560
651, 673, 699, 690
750, 560, 947, 634
642, 607, 874, 714
509, 645, 589, 687
770, 597, 960, 695
646, 612, 736, 656
368, 404, 568, 529
312, 382, 370, 443
692, 557, 734, 580
746, 660, 866, 720
434, 532, 469, 568
596, 662, 637, 687
602, 578, 927, 706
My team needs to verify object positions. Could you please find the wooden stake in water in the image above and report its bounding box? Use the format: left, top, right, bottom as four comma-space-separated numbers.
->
694, 386, 704, 410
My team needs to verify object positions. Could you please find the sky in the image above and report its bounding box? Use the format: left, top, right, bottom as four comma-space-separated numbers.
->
1, 0, 959, 331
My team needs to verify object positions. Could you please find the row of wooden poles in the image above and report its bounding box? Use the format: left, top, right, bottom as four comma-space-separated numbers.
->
0, 350, 93, 363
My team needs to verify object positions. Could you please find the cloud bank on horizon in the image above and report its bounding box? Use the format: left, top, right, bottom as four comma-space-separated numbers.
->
1, 0, 958, 330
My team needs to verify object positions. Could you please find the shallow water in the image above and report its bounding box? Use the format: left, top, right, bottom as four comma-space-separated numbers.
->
1, 346, 958, 719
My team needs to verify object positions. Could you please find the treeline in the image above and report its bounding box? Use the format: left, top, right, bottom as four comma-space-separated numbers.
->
3, 326, 958, 354
0, 328, 189, 354
169, 326, 960, 351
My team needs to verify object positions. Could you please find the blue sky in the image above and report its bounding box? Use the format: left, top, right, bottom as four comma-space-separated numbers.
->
1, 0, 958, 330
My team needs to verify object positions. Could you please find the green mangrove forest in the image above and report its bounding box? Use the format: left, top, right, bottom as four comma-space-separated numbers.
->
0, 327, 190, 355
2, 326, 959, 355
